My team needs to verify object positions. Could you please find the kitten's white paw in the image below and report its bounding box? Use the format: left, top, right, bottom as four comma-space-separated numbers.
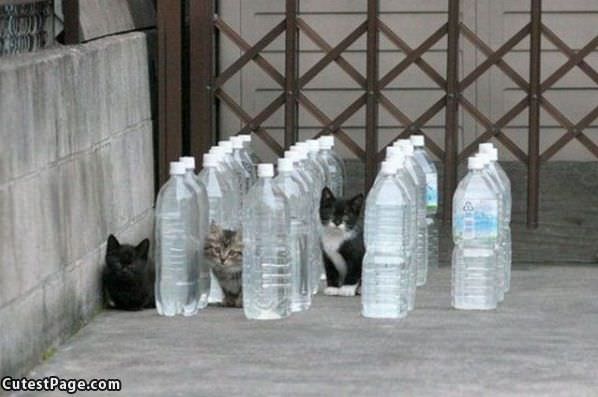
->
324, 287, 340, 296
338, 285, 358, 296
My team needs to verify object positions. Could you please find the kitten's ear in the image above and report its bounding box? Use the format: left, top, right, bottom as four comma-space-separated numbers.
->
320, 187, 335, 208
135, 239, 150, 259
348, 194, 364, 215
107, 234, 120, 252
209, 222, 221, 235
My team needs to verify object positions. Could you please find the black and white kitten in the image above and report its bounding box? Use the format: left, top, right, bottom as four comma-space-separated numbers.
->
320, 187, 365, 297
103, 235, 155, 310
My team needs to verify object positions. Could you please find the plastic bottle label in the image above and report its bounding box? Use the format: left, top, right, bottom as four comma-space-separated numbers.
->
454, 199, 498, 241
426, 173, 438, 211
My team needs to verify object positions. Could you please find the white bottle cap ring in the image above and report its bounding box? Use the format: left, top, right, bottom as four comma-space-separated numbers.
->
468, 156, 484, 170
380, 161, 398, 175
410, 135, 425, 147
179, 156, 196, 170
258, 163, 274, 177
203, 153, 218, 167
277, 158, 294, 172
170, 161, 186, 175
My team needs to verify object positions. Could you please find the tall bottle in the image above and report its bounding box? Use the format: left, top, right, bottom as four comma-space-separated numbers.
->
306, 139, 330, 190
480, 143, 512, 293
362, 161, 410, 319
155, 162, 201, 316
386, 147, 417, 311
410, 135, 439, 271
198, 153, 230, 304
291, 146, 325, 294
396, 139, 428, 287
180, 157, 211, 308
231, 135, 257, 186
242, 164, 292, 320
452, 156, 499, 310
274, 158, 311, 312
317, 136, 345, 197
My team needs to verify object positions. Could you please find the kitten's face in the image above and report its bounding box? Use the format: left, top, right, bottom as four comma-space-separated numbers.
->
105, 235, 149, 277
204, 224, 242, 267
320, 187, 364, 232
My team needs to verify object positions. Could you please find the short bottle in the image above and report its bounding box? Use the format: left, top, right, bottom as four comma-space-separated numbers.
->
274, 158, 311, 312
362, 161, 410, 319
180, 156, 211, 308
155, 162, 202, 316
242, 164, 292, 320
452, 156, 499, 310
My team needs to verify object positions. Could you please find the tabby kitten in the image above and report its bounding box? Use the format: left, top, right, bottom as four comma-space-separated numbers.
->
204, 223, 243, 307
320, 187, 365, 296
103, 235, 155, 310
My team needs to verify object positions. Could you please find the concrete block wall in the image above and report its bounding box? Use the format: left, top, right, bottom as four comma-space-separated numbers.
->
0, 31, 155, 378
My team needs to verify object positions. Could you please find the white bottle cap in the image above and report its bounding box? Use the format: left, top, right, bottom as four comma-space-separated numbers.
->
203, 153, 218, 167
179, 156, 196, 170
277, 158, 294, 172
230, 136, 244, 149
320, 135, 334, 149
306, 139, 320, 152
410, 135, 425, 147
258, 163, 274, 177
218, 140, 233, 154
397, 140, 414, 155
487, 147, 498, 161
468, 156, 484, 170
478, 142, 495, 153
291, 145, 308, 158
296, 142, 309, 150
380, 161, 398, 175
170, 161, 186, 175
386, 146, 402, 159
209, 146, 225, 158
239, 134, 252, 143
476, 153, 491, 166
284, 150, 299, 162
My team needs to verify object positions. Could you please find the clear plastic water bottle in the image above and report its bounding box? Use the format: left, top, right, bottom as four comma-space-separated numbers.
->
231, 136, 257, 187
198, 153, 230, 304
306, 139, 330, 189
452, 156, 499, 310
209, 147, 241, 230
285, 150, 321, 295
239, 134, 260, 165
480, 143, 512, 293
155, 162, 202, 316
396, 139, 428, 287
410, 135, 439, 271
242, 164, 292, 320
274, 158, 311, 312
180, 157, 211, 308
476, 153, 505, 302
386, 147, 417, 311
318, 136, 345, 197
362, 161, 410, 319
291, 146, 325, 294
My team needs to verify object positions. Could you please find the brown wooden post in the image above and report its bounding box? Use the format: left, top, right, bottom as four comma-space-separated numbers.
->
443, 0, 460, 224
528, 0, 542, 228
63, 0, 80, 44
189, 0, 215, 163
365, 0, 379, 191
284, 0, 299, 148
156, 0, 183, 185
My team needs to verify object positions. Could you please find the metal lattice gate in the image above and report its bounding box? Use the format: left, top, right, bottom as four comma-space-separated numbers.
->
156, 0, 598, 228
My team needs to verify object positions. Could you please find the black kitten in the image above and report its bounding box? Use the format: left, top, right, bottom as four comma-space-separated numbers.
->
103, 235, 155, 310
320, 187, 365, 296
